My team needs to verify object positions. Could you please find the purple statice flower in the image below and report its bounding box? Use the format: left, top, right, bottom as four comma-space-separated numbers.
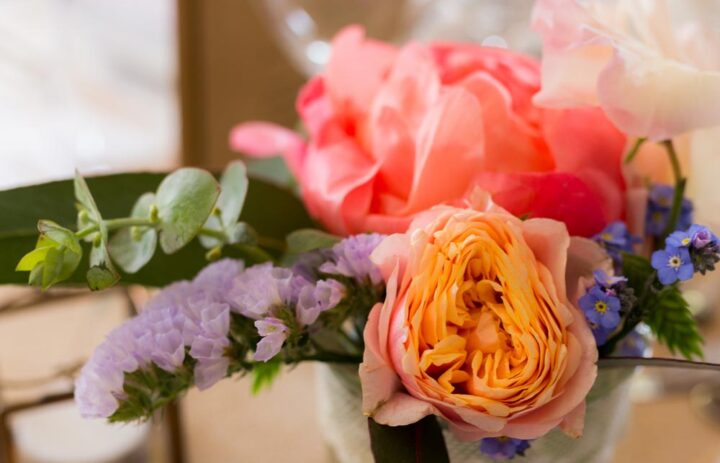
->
188, 300, 231, 390
75, 304, 189, 418
646, 184, 693, 237
291, 249, 332, 281
319, 234, 385, 285
479, 438, 531, 460
651, 246, 694, 285
296, 279, 345, 326
254, 318, 289, 362
227, 263, 302, 319
76, 259, 245, 417
593, 221, 640, 262
192, 258, 244, 303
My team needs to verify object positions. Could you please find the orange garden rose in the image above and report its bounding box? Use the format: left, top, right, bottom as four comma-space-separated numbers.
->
360, 197, 604, 440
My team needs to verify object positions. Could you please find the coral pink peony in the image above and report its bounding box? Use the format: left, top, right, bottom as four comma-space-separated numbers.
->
231, 26, 627, 237
360, 198, 604, 440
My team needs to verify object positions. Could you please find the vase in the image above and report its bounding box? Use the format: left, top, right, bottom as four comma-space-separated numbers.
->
315, 364, 634, 463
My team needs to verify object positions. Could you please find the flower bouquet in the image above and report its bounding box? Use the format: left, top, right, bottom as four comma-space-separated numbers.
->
3, 1, 720, 462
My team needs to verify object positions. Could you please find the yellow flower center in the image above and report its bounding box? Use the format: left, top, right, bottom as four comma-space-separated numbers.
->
682, 237, 691, 246
601, 232, 613, 241
404, 213, 570, 418
594, 301, 608, 314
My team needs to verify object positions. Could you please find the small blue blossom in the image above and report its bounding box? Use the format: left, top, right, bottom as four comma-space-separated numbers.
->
593, 221, 640, 262
593, 270, 627, 291
646, 184, 693, 237
616, 329, 648, 357
479, 438, 531, 460
651, 246, 694, 285
579, 286, 621, 329
690, 225, 717, 249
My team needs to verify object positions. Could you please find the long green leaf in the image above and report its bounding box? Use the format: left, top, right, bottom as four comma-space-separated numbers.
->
368, 416, 449, 463
0, 172, 314, 287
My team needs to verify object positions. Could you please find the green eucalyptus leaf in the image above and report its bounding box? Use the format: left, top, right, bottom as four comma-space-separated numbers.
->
88, 243, 120, 290
108, 193, 158, 274
155, 168, 220, 254
74, 172, 102, 220
201, 161, 249, 249
16, 222, 82, 289
0, 172, 313, 287
286, 229, 340, 255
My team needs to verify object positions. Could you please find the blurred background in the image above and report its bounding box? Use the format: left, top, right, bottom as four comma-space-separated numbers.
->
0, 0, 719, 462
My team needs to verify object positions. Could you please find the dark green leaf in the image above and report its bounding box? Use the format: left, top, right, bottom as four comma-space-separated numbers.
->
620, 252, 653, 296
156, 168, 220, 254
368, 416, 449, 463
108, 193, 158, 273
250, 358, 282, 395
646, 285, 704, 360
286, 229, 340, 254
0, 173, 313, 287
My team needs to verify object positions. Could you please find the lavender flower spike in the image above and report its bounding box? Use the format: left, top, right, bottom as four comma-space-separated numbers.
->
296, 279, 345, 326
227, 263, 297, 319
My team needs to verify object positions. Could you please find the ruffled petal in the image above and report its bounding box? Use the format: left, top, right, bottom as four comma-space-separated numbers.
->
229, 122, 306, 178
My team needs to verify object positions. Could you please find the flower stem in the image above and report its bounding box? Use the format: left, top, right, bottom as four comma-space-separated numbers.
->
105, 217, 156, 230
660, 139, 686, 239
198, 227, 228, 241
300, 352, 362, 364
624, 137, 647, 164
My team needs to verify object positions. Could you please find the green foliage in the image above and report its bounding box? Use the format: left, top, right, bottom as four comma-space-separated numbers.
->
646, 285, 704, 360
250, 357, 282, 395
155, 168, 220, 254
75, 172, 120, 289
368, 416, 449, 463
286, 228, 340, 255
16, 221, 82, 290
620, 253, 654, 296
1, 171, 314, 289
108, 193, 158, 273
201, 161, 249, 249
110, 360, 195, 423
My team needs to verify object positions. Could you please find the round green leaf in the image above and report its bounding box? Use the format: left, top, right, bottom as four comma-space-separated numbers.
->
200, 161, 248, 249
155, 168, 220, 254
108, 193, 158, 274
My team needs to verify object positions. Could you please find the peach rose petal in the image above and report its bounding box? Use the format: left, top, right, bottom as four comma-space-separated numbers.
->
228, 122, 306, 178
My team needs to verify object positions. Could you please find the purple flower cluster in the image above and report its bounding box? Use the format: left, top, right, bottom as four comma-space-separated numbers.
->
227, 262, 344, 361
592, 221, 640, 264
651, 224, 720, 285
76, 259, 243, 418
578, 270, 634, 345
645, 184, 693, 237
479, 437, 531, 460
320, 233, 385, 285
75, 234, 384, 419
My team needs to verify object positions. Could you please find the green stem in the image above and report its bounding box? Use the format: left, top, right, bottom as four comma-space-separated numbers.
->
75, 225, 99, 239
624, 137, 647, 164
256, 235, 287, 252
198, 227, 228, 241
660, 139, 686, 239
105, 217, 155, 231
